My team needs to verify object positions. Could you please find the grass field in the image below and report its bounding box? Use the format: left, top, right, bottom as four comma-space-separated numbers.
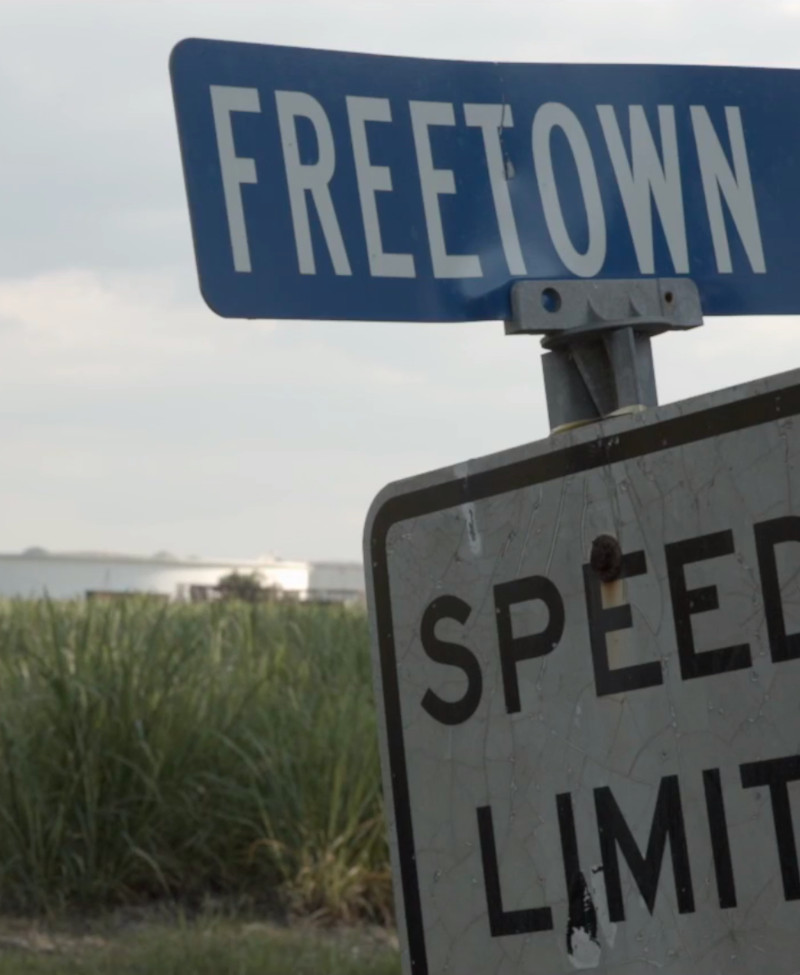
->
0, 597, 390, 922
0, 916, 400, 975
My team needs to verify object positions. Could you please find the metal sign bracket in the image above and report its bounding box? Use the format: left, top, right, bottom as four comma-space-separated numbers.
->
506, 278, 704, 431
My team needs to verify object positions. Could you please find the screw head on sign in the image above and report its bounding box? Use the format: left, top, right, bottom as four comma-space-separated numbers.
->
590, 534, 622, 582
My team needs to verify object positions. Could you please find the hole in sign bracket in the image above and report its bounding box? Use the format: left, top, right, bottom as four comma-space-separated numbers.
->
503, 278, 704, 431
505, 278, 702, 338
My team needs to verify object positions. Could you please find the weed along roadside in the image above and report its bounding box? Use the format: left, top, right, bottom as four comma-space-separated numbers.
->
0, 598, 393, 931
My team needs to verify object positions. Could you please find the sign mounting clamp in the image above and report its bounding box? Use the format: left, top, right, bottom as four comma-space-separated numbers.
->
506, 278, 704, 431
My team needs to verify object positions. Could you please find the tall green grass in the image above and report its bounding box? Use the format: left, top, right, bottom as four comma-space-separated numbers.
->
0, 598, 390, 921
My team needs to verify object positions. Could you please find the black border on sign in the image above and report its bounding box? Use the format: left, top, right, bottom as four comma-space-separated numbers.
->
368, 380, 800, 975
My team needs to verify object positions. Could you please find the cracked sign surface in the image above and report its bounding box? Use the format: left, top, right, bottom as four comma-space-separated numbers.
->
365, 368, 800, 974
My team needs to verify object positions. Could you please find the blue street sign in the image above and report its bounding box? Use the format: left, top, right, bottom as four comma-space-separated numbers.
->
170, 40, 800, 321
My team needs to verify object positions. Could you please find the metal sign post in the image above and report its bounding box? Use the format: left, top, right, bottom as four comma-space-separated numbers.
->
506, 278, 703, 430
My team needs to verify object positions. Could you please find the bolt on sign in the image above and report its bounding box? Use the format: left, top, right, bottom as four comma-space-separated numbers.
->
365, 368, 800, 974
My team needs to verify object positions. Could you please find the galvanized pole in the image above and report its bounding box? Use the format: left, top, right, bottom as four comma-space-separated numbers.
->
505, 278, 704, 431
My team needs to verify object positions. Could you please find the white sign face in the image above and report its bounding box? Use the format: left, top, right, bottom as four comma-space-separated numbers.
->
365, 368, 800, 975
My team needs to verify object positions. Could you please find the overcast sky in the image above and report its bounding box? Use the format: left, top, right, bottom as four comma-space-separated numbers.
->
1, 0, 799, 563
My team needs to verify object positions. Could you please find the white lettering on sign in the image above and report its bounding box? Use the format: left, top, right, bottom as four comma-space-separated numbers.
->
209, 90, 768, 285
532, 102, 607, 277
597, 105, 689, 274
209, 85, 261, 273
410, 100, 483, 279
463, 103, 527, 276
274, 90, 352, 276
691, 106, 766, 273
346, 96, 415, 278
